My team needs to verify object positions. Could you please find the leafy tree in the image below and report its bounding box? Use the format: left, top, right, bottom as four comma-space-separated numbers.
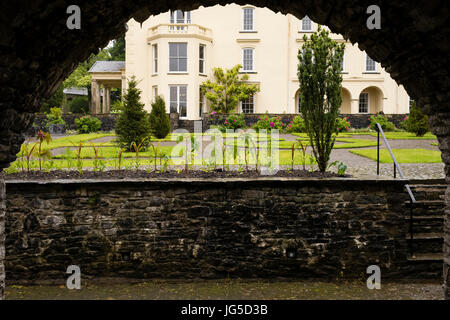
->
405, 101, 429, 136
201, 65, 259, 114
115, 77, 152, 151
40, 86, 64, 113
107, 37, 125, 61
298, 26, 345, 172
69, 96, 89, 113
149, 96, 171, 139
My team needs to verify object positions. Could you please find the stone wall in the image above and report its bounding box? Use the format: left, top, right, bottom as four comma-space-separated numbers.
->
4, 177, 424, 282
0, 0, 449, 298
26, 113, 118, 136
0, 180, 5, 299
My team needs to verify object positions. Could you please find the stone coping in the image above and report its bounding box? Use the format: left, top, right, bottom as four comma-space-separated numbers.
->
5, 176, 408, 187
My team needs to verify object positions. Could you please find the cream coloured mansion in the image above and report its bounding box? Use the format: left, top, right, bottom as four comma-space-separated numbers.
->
89, 4, 413, 120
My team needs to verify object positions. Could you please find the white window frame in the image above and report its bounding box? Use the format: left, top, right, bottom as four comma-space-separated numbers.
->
242, 48, 255, 72
169, 85, 188, 118
199, 44, 206, 74
170, 10, 191, 24
152, 85, 158, 102
359, 92, 369, 113
301, 16, 313, 32
241, 95, 255, 114
365, 53, 377, 72
152, 44, 158, 74
169, 42, 188, 73
199, 87, 205, 117
242, 7, 254, 31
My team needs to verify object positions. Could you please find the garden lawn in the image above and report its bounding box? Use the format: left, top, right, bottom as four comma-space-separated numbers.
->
366, 132, 437, 140
39, 133, 115, 150
350, 148, 442, 163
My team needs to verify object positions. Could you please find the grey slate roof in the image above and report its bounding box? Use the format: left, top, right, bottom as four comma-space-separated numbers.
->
88, 61, 125, 73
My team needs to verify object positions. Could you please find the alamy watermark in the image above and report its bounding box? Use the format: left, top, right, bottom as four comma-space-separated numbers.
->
367, 5, 381, 30
366, 265, 381, 289
66, 265, 81, 290
66, 5, 81, 30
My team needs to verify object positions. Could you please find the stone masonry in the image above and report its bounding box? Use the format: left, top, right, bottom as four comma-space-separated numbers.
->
0, 180, 5, 299
4, 178, 422, 282
0, 1, 449, 298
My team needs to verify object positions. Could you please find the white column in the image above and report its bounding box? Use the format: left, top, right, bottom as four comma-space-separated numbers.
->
351, 98, 359, 114
91, 80, 101, 114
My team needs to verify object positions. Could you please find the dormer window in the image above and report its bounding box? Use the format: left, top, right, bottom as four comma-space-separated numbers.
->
301, 16, 312, 31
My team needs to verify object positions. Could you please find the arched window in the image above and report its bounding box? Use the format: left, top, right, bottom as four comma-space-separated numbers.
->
301, 16, 312, 31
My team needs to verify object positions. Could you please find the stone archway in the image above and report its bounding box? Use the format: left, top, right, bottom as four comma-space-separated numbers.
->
0, 1, 449, 299
340, 87, 352, 114
359, 86, 384, 114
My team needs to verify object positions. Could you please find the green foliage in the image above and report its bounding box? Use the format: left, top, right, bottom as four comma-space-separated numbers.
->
44, 107, 66, 130
75, 115, 102, 133
149, 96, 171, 139
369, 114, 395, 131
201, 65, 260, 113
107, 37, 125, 61
286, 116, 306, 133
40, 86, 64, 113
115, 77, 152, 151
111, 99, 124, 113
252, 114, 286, 132
335, 117, 351, 134
297, 26, 345, 171
69, 96, 89, 113
220, 113, 247, 132
404, 101, 429, 136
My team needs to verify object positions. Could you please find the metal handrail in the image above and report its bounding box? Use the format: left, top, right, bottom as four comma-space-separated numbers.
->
375, 123, 417, 256
375, 123, 416, 203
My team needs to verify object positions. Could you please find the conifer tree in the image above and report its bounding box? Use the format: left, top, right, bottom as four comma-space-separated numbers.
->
115, 77, 151, 150
149, 96, 171, 139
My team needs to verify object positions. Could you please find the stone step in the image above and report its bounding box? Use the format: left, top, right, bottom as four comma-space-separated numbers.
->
406, 233, 443, 254
402, 253, 443, 279
404, 200, 445, 217
407, 253, 443, 262
408, 184, 447, 201
405, 215, 444, 233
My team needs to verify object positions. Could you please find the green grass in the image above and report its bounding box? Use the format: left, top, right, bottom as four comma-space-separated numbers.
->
25, 133, 116, 150
350, 148, 442, 163
366, 132, 437, 140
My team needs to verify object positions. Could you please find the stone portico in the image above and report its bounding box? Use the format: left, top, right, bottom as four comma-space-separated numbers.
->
88, 61, 126, 114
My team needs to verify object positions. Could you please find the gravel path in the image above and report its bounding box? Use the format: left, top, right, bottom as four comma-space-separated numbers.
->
5, 279, 444, 300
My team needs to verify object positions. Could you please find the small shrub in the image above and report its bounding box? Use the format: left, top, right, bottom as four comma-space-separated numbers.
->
149, 96, 171, 139
404, 101, 429, 136
286, 116, 306, 133
69, 96, 89, 113
369, 114, 395, 131
252, 113, 285, 132
75, 115, 102, 133
220, 113, 246, 132
400, 115, 408, 131
336, 117, 351, 134
44, 107, 66, 130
